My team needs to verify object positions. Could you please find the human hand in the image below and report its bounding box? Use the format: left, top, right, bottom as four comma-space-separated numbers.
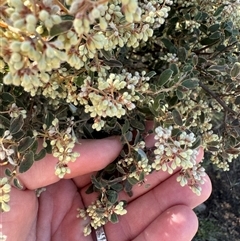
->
1, 136, 211, 241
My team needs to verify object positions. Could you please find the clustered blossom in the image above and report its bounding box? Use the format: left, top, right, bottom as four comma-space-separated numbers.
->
0, 131, 15, 166
42, 118, 80, 178
140, 0, 173, 28
152, 126, 206, 195
160, 53, 179, 63
0, 0, 164, 98
77, 200, 127, 236
0, 177, 11, 212
117, 141, 152, 181
8, 103, 27, 119
78, 70, 150, 130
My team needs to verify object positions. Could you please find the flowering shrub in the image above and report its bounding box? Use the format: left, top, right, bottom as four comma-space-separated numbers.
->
0, 0, 240, 236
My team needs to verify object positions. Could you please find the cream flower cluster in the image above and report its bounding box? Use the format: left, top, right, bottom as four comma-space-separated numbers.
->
42, 118, 80, 178
0, 177, 11, 212
0, 131, 15, 166
77, 200, 127, 236
152, 126, 206, 195
140, 0, 173, 28
1, 0, 167, 99
78, 70, 150, 130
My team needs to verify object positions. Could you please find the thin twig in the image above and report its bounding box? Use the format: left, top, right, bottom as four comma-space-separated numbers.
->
198, 81, 237, 115
209, 41, 238, 60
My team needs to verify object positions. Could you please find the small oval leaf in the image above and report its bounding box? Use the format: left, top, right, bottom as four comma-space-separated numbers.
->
109, 213, 119, 223
106, 190, 118, 204
10, 115, 24, 134
230, 62, 240, 78
1, 92, 15, 103
182, 79, 199, 89
13, 177, 24, 189
178, 47, 187, 62
19, 151, 34, 173
49, 20, 73, 37
172, 109, 183, 126
34, 148, 47, 161
18, 136, 35, 153
0, 115, 10, 127
158, 69, 173, 86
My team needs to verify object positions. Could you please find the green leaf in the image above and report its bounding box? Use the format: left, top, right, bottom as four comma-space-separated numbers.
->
127, 177, 139, 185
19, 151, 34, 173
103, 59, 123, 68
192, 55, 198, 66
208, 24, 220, 32
12, 130, 25, 141
82, 125, 93, 139
235, 96, 240, 105
169, 63, 179, 76
45, 112, 55, 129
116, 164, 126, 174
176, 89, 184, 100
130, 119, 145, 131
9, 115, 24, 134
111, 183, 123, 192
13, 177, 24, 190
161, 38, 177, 53
5, 168, 12, 177
181, 79, 199, 89
85, 184, 94, 194
207, 146, 219, 152
145, 71, 156, 78
208, 65, 227, 73
91, 175, 102, 189
213, 4, 226, 16
75, 75, 84, 87
122, 131, 133, 142
122, 120, 130, 134
158, 69, 173, 86
136, 148, 147, 160
109, 213, 119, 223
106, 190, 118, 204
124, 180, 133, 195
172, 109, 183, 126
134, 129, 141, 146
200, 37, 219, 46
61, 15, 75, 21
178, 47, 187, 62
100, 49, 112, 60
49, 20, 73, 37
1, 92, 15, 103
182, 64, 193, 72
209, 31, 221, 39
18, 136, 35, 153
225, 147, 240, 155
34, 148, 47, 161
230, 62, 240, 78
192, 136, 202, 149
0, 115, 10, 127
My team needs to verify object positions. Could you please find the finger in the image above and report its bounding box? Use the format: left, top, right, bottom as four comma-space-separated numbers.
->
1, 188, 38, 241
36, 180, 93, 241
80, 147, 205, 205
104, 174, 211, 241
17, 137, 122, 190
132, 205, 198, 241
119, 147, 205, 202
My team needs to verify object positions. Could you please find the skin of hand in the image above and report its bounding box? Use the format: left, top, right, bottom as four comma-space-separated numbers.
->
0, 136, 212, 241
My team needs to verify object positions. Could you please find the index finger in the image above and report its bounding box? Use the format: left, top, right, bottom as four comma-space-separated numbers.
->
16, 136, 122, 190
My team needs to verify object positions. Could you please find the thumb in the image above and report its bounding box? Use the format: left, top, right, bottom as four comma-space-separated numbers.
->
18, 136, 122, 190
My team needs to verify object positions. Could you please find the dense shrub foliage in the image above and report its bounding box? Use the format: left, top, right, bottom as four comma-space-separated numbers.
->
0, 0, 239, 236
